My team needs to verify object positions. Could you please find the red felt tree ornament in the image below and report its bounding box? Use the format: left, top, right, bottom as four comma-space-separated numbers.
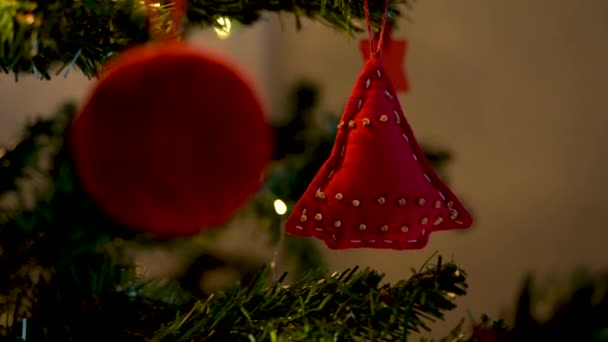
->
360, 22, 409, 93
70, 0, 272, 238
285, 0, 472, 250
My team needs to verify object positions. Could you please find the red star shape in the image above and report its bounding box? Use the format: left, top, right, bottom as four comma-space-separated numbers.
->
359, 24, 409, 93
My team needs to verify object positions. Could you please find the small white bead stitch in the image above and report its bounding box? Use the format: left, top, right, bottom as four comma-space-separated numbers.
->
363, 118, 371, 126
359, 224, 367, 231
380, 225, 389, 232
379, 115, 388, 122
352, 200, 360, 207
377, 197, 385, 204
376, 69, 382, 78
365, 78, 371, 89
335, 193, 343, 200
400, 225, 409, 232
315, 213, 323, 221
334, 220, 342, 228
398, 198, 406, 205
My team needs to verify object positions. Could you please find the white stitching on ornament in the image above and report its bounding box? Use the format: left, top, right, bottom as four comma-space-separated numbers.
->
433, 217, 443, 225
383, 240, 393, 243
295, 225, 304, 230
315, 227, 324, 232
394, 110, 401, 124
362, 118, 371, 126
357, 99, 363, 110
365, 78, 371, 89
423, 174, 431, 182
384, 90, 393, 100
328, 169, 334, 178
408, 239, 418, 243
439, 192, 446, 200
402, 133, 409, 143
412, 154, 418, 161
376, 69, 382, 78
369, 240, 376, 243
341, 145, 345, 157
421, 228, 426, 235
350, 240, 361, 243
379, 115, 388, 122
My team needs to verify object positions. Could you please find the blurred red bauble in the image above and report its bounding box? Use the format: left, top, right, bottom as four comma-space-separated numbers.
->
71, 42, 272, 237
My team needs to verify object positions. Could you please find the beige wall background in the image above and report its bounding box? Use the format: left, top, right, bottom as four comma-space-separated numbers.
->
1, 0, 608, 336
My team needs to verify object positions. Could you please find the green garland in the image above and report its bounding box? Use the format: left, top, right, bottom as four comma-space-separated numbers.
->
0, 0, 410, 79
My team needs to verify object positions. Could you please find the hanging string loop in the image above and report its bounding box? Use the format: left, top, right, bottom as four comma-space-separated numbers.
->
363, 0, 390, 57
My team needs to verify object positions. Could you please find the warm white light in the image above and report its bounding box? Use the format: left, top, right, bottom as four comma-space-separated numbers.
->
273, 199, 287, 215
214, 17, 232, 39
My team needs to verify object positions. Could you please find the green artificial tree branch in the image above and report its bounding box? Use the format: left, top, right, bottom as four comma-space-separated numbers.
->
0, 0, 411, 79
153, 256, 467, 341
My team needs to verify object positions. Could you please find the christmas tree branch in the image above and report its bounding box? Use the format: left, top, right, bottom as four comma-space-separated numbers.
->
0, 0, 411, 79
153, 256, 467, 341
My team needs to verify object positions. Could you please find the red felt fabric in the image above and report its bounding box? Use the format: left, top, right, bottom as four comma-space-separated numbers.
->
285, 56, 472, 250
71, 42, 272, 237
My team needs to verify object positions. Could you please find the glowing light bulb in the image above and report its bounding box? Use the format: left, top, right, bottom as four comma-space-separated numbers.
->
214, 17, 232, 39
273, 199, 287, 215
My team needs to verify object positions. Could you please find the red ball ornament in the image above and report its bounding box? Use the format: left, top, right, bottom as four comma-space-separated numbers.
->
71, 42, 272, 237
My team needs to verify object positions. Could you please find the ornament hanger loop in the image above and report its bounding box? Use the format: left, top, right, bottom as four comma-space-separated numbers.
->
363, 0, 390, 57
145, 0, 186, 40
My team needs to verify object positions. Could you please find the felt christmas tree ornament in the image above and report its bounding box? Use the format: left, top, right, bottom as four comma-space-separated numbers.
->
70, 0, 272, 238
285, 0, 472, 250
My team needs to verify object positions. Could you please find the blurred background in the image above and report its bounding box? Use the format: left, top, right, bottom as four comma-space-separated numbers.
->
1, 0, 608, 337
